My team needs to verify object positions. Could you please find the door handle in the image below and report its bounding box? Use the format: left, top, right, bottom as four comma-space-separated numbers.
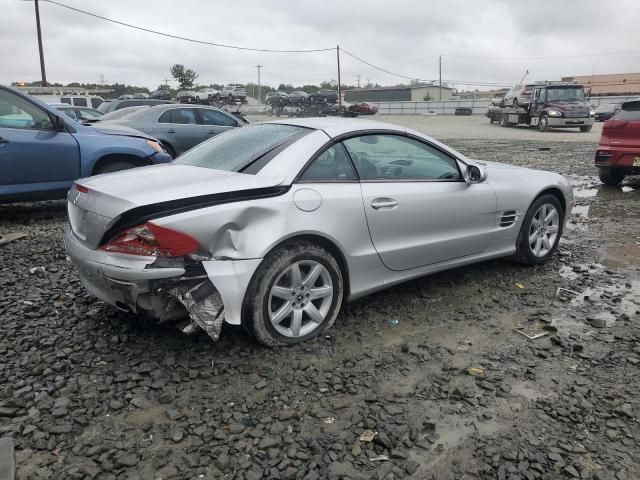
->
371, 198, 399, 210
0, 137, 9, 144
166, 129, 176, 133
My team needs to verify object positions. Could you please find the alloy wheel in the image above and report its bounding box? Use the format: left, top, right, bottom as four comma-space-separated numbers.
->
528, 204, 559, 257
268, 260, 334, 338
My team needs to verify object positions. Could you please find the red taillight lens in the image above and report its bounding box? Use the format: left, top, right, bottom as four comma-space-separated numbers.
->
100, 222, 200, 257
75, 184, 89, 193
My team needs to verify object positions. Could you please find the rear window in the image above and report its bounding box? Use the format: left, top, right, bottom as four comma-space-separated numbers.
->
97, 101, 112, 113
613, 102, 640, 121
174, 124, 310, 173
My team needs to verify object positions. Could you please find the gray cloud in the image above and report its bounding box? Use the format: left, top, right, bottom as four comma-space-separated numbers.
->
1, 0, 639, 91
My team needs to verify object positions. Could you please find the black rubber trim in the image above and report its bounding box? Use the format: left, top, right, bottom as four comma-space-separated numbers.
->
101, 185, 290, 245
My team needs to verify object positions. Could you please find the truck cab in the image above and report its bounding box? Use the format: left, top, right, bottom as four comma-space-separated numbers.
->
529, 84, 595, 132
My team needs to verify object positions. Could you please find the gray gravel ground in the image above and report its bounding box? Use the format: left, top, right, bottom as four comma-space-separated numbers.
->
1, 116, 639, 480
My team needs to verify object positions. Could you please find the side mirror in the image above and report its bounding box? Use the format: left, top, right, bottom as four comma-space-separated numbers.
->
466, 164, 486, 183
53, 115, 66, 132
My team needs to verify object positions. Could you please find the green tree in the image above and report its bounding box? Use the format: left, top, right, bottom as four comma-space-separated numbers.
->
170, 64, 199, 90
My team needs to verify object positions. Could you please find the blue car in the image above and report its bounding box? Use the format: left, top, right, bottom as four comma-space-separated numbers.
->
0, 85, 172, 203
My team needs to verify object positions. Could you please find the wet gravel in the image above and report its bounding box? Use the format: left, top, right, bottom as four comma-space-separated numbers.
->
1, 127, 639, 479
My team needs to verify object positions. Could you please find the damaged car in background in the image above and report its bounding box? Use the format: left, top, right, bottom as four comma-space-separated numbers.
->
65, 118, 574, 346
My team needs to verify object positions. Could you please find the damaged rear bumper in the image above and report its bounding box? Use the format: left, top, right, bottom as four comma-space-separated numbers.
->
63, 226, 261, 341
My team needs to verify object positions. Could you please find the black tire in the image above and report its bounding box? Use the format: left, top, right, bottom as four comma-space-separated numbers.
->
489, 116, 496, 124
598, 168, 625, 186
513, 194, 564, 265
243, 241, 344, 347
538, 114, 550, 132
94, 160, 138, 175
580, 125, 593, 132
500, 115, 510, 127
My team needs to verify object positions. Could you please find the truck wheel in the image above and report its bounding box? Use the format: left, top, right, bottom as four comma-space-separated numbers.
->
598, 168, 624, 186
500, 115, 510, 127
538, 114, 550, 132
580, 125, 593, 132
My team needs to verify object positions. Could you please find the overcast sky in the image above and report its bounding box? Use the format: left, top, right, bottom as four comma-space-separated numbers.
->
2, 0, 639, 91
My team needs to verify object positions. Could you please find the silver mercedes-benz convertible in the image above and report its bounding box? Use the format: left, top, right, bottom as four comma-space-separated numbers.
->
64, 118, 574, 346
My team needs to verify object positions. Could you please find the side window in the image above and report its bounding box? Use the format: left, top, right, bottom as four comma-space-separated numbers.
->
342, 134, 461, 181
90, 98, 102, 109
73, 98, 88, 107
170, 108, 197, 124
299, 143, 357, 182
0, 89, 53, 130
198, 109, 237, 126
158, 110, 172, 123
60, 98, 71, 105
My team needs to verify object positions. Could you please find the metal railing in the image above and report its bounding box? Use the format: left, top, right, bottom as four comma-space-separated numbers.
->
370, 95, 640, 115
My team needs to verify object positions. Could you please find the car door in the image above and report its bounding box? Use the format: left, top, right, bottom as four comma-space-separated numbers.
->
342, 133, 497, 271
196, 108, 238, 139
157, 107, 204, 154
0, 88, 80, 198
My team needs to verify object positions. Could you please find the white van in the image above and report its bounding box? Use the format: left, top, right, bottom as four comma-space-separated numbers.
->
59, 95, 104, 109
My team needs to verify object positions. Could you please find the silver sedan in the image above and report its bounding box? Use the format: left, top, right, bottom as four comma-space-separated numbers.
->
64, 118, 574, 346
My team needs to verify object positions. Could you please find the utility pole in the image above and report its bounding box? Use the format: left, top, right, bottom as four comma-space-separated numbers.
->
163, 78, 170, 86
337, 46, 342, 109
356, 74, 361, 88
254, 64, 263, 104
438, 55, 442, 101
34, 0, 47, 86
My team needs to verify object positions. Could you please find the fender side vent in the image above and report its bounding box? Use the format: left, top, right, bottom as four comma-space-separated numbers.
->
499, 210, 519, 227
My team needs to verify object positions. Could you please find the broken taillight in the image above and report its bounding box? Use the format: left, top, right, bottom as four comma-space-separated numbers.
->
100, 222, 200, 257
75, 184, 89, 193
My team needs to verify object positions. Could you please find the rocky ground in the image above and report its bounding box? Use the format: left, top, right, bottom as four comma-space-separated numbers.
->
1, 125, 639, 479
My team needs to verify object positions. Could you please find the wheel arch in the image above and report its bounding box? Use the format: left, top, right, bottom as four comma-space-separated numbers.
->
254, 232, 352, 299
528, 187, 567, 220
91, 153, 150, 175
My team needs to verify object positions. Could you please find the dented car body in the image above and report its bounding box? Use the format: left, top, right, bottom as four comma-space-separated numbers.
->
65, 118, 574, 346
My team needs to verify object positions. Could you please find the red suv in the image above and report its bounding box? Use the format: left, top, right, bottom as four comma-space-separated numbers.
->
595, 100, 640, 185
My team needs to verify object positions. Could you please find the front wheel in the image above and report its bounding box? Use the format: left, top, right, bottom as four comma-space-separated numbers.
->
538, 114, 550, 132
599, 168, 625, 186
514, 194, 563, 265
580, 125, 593, 132
243, 242, 344, 347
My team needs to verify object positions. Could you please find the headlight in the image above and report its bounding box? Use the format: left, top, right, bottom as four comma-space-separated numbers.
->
589, 110, 596, 117
146, 140, 164, 153
547, 109, 562, 117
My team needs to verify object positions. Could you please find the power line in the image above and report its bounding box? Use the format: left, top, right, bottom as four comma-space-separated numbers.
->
340, 48, 436, 83
41, 0, 335, 53
443, 51, 640, 60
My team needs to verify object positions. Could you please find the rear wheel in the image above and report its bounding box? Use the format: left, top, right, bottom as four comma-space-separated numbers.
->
514, 194, 563, 265
94, 160, 137, 175
599, 168, 625, 186
580, 125, 593, 132
243, 241, 344, 347
538, 114, 550, 132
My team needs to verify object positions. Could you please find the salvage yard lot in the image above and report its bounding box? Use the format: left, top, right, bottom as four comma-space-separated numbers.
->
1, 116, 639, 479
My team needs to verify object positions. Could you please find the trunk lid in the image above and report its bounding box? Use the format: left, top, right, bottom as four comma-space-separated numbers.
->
68, 164, 285, 248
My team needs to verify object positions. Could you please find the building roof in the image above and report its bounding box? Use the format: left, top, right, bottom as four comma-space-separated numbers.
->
561, 73, 640, 95
348, 85, 454, 92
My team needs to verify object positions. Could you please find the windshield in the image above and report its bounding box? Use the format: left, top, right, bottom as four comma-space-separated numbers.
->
546, 87, 585, 102
174, 124, 311, 173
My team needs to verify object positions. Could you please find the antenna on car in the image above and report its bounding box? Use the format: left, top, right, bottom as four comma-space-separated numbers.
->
519, 69, 530, 85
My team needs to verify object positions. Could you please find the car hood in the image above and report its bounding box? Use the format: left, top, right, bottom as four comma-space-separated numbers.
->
473, 159, 524, 170
70, 164, 286, 248
92, 123, 155, 141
